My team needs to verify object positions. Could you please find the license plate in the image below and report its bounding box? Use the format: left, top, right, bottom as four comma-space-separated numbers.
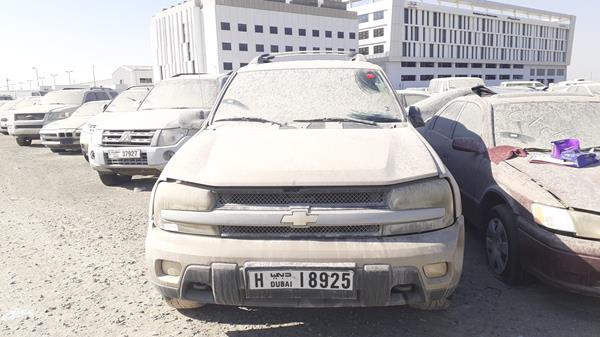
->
247, 270, 354, 291
107, 149, 141, 159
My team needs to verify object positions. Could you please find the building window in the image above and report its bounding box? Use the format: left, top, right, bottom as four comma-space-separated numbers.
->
358, 31, 369, 40
240, 63, 248, 68
337, 31, 344, 39
401, 75, 416, 81
500, 75, 511, 80
255, 25, 263, 33
513, 75, 524, 80
420, 62, 434, 68
271, 45, 279, 52
338, 48, 345, 52
238, 23, 247, 32
222, 42, 232, 51
485, 64, 497, 69
270, 26, 278, 34
536, 69, 546, 76
514, 64, 524, 69
349, 32, 356, 40
373, 45, 384, 54
312, 47, 320, 51
548, 69, 556, 76
358, 14, 369, 23
285, 46, 293, 52
299, 28, 306, 36
373, 28, 384, 38
438, 75, 452, 79
312, 29, 320, 37
471, 63, 483, 68
420, 75, 434, 81
220, 22, 230, 31
256, 44, 265, 52
485, 74, 497, 80
326, 47, 332, 51
223, 62, 233, 71
456, 63, 469, 68
530, 69, 536, 76
401, 62, 416, 67
349, 48, 356, 52
285, 27, 292, 35
359, 47, 369, 55
139, 78, 153, 84
500, 64, 511, 69
325, 30, 332, 38
299, 46, 307, 51
439, 63, 452, 68
239, 43, 248, 52
373, 10, 384, 21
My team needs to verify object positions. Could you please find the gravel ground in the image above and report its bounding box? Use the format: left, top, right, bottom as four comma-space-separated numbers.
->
0, 135, 599, 337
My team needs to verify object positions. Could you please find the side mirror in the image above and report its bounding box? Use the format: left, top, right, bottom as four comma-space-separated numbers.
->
408, 106, 425, 128
452, 137, 486, 154
179, 110, 207, 130
102, 104, 108, 112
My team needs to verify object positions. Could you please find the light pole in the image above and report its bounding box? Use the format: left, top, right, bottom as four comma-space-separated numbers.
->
5, 78, 9, 93
27, 80, 32, 91
92, 65, 96, 87
39, 76, 45, 87
50, 74, 58, 89
32, 66, 40, 89
65, 70, 73, 85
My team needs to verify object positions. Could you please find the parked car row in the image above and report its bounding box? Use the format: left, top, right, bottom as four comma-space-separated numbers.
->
2, 52, 599, 311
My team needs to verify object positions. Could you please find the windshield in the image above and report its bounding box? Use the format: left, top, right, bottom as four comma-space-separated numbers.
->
587, 85, 600, 96
41, 91, 84, 105
105, 88, 150, 112
212, 69, 403, 124
72, 102, 106, 117
494, 101, 600, 149
139, 79, 218, 110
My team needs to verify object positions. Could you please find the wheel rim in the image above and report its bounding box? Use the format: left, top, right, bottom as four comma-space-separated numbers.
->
486, 217, 509, 275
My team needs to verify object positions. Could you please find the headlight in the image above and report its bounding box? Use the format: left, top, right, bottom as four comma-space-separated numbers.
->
156, 128, 188, 147
48, 111, 72, 121
532, 203, 600, 239
383, 179, 455, 236
152, 181, 218, 236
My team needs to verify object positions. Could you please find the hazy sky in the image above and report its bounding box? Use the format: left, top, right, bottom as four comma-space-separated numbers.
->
0, 0, 595, 89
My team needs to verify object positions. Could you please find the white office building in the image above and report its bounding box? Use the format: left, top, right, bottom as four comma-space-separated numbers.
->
112, 65, 154, 91
348, 0, 576, 89
151, 0, 359, 80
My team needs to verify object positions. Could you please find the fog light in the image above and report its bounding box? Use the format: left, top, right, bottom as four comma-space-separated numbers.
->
161, 260, 182, 277
163, 150, 175, 161
423, 262, 448, 278
90, 151, 95, 160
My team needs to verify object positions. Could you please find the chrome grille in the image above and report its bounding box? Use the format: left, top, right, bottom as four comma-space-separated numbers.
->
217, 191, 386, 208
103, 152, 148, 165
102, 130, 156, 147
15, 125, 43, 129
221, 225, 382, 238
14, 113, 45, 121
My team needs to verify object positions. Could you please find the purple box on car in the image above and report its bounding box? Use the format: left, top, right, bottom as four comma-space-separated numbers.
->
551, 138, 580, 159
560, 150, 599, 168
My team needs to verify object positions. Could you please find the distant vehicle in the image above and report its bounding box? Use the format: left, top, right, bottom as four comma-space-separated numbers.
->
428, 77, 485, 94
500, 81, 545, 90
40, 100, 110, 153
88, 74, 228, 186
9, 88, 118, 146
79, 86, 152, 161
565, 83, 600, 96
408, 88, 474, 126
396, 90, 430, 109
420, 92, 600, 297
0, 95, 13, 101
0, 97, 40, 135
404, 87, 428, 93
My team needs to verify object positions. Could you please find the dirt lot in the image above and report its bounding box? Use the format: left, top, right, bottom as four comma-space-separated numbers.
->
0, 136, 599, 337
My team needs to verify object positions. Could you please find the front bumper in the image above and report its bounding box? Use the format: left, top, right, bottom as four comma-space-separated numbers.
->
12, 120, 44, 138
88, 137, 190, 176
0, 119, 7, 134
518, 217, 600, 297
40, 131, 81, 150
146, 217, 465, 307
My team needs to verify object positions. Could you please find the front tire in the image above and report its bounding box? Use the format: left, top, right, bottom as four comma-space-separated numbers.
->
163, 297, 204, 310
98, 172, 132, 186
485, 205, 526, 285
16, 137, 32, 146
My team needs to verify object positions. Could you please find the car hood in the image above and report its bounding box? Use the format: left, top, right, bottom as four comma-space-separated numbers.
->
96, 108, 202, 130
14, 104, 77, 115
507, 157, 600, 212
41, 115, 91, 131
162, 127, 441, 187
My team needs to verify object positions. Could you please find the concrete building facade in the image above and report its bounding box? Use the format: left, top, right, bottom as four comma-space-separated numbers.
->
349, 0, 576, 89
151, 0, 359, 80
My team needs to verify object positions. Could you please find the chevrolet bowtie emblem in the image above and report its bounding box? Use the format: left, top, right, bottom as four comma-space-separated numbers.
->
281, 210, 319, 228
119, 131, 132, 142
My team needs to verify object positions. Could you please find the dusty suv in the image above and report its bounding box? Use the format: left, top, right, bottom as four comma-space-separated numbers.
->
88, 74, 227, 186
145, 53, 465, 310
9, 87, 117, 146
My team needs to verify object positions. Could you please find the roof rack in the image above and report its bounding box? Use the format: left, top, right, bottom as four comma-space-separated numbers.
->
472, 85, 498, 97
172, 72, 208, 77
61, 87, 87, 90
249, 51, 367, 65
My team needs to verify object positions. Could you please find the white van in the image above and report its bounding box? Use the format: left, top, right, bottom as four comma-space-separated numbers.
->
427, 77, 484, 94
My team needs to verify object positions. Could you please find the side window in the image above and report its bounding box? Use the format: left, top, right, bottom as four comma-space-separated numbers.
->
432, 102, 464, 138
453, 103, 485, 139
84, 92, 96, 103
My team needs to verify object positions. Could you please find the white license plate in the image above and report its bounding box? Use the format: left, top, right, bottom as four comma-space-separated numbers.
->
107, 149, 141, 159
247, 270, 354, 291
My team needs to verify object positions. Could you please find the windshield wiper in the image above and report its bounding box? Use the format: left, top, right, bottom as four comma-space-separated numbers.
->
213, 117, 283, 126
292, 118, 377, 126
523, 147, 551, 153
580, 146, 600, 152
